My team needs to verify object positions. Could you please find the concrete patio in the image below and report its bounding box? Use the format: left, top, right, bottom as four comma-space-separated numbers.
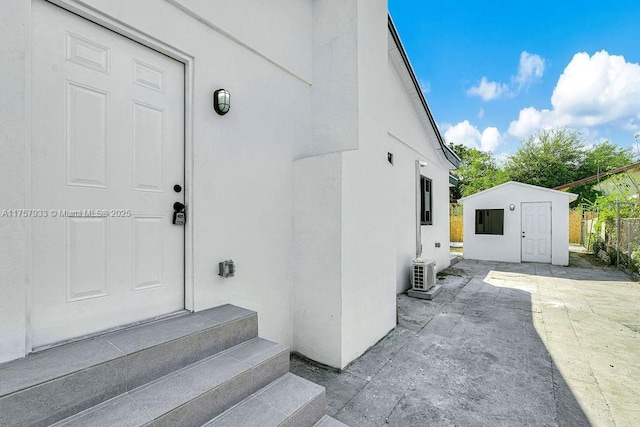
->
291, 256, 640, 426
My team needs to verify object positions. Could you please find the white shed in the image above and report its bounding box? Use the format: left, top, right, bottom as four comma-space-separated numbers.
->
459, 182, 577, 266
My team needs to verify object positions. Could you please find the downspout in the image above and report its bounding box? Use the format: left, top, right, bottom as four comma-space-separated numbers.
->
415, 160, 422, 258
415, 160, 427, 257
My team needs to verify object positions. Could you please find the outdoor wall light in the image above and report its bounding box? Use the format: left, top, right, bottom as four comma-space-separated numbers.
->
213, 89, 230, 115
509, 204, 516, 211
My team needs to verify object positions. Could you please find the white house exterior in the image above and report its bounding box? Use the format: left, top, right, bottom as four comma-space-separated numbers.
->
0, 0, 458, 369
459, 182, 577, 266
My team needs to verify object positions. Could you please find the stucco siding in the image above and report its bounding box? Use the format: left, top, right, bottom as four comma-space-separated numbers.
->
0, 0, 451, 369
0, 0, 29, 363
1, 0, 312, 363
387, 51, 452, 293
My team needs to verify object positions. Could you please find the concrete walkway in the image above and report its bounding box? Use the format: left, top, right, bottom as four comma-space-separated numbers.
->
291, 258, 640, 426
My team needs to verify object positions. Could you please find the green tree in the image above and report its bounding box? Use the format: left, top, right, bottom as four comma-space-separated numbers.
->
449, 143, 508, 199
579, 140, 634, 177
505, 129, 635, 205
505, 128, 584, 188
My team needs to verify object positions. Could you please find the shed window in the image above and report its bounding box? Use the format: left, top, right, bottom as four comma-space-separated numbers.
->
475, 209, 504, 235
420, 176, 432, 225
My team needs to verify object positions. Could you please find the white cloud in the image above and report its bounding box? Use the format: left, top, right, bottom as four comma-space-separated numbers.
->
508, 107, 547, 138
443, 121, 479, 148
552, 51, 640, 125
478, 107, 485, 119
467, 51, 545, 101
443, 120, 502, 152
508, 50, 640, 137
466, 77, 509, 101
515, 51, 546, 87
480, 127, 501, 152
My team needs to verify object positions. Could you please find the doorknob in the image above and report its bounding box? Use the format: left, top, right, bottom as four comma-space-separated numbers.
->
173, 202, 185, 212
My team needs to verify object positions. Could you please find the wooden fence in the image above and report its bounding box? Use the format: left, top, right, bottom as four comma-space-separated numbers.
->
450, 216, 463, 242
569, 209, 582, 244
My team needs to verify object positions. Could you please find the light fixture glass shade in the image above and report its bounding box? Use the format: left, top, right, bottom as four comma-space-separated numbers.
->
213, 89, 230, 115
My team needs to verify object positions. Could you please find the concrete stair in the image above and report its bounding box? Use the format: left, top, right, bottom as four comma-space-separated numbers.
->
204, 373, 325, 427
0, 305, 344, 427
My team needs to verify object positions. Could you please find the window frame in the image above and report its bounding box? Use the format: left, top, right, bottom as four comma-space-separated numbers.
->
475, 208, 504, 235
420, 176, 433, 226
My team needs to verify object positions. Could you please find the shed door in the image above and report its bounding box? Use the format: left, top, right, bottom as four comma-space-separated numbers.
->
521, 202, 552, 263
31, 0, 185, 348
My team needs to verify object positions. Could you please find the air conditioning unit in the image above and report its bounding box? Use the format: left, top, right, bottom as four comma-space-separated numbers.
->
411, 259, 436, 292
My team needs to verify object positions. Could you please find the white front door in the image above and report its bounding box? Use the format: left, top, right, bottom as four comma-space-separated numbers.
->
31, 1, 185, 348
521, 202, 552, 263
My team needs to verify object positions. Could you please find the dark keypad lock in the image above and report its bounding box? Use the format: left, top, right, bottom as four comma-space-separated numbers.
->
173, 211, 186, 225
173, 201, 186, 225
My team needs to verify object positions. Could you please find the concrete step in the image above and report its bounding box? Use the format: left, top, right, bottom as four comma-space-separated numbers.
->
314, 415, 350, 427
0, 304, 257, 427
51, 337, 289, 426
203, 373, 326, 427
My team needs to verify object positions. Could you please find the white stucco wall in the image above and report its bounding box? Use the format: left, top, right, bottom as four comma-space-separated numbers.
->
174, 0, 312, 83
308, 0, 359, 157
78, 0, 313, 352
296, 0, 454, 367
0, 0, 313, 364
386, 137, 452, 293
0, 0, 29, 363
293, 153, 344, 368
0, 0, 452, 368
460, 183, 574, 266
419, 167, 452, 270
386, 37, 452, 293
293, 0, 397, 369
340, 0, 396, 366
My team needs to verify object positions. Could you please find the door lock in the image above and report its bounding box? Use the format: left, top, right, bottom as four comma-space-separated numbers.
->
173, 202, 186, 225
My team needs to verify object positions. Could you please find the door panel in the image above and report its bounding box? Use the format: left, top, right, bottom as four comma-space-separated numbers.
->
31, 0, 185, 348
521, 202, 552, 263
66, 82, 110, 188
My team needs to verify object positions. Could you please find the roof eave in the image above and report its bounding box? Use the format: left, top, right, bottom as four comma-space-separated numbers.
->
387, 15, 460, 169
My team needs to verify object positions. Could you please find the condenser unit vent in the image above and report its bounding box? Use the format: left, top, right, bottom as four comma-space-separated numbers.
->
411, 259, 436, 292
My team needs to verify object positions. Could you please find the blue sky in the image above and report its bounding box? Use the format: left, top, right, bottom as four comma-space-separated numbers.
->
388, 0, 640, 158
